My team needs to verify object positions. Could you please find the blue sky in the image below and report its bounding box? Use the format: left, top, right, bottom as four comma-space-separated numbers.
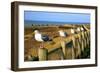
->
24, 11, 90, 25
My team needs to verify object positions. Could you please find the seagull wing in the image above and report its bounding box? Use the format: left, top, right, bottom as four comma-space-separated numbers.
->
42, 34, 50, 41
64, 32, 68, 36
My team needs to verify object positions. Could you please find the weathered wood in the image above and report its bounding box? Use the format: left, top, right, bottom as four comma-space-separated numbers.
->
48, 48, 64, 60
71, 37, 76, 59
86, 31, 89, 47
82, 32, 85, 50
36, 30, 90, 60
38, 48, 48, 61
61, 39, 75, 59
80, 32, 84, 52
61, 41, 66, 59
71, 43, 75, 59
75, 38, 81, 58
87, 31, 90, 48
84, 32, 87, 48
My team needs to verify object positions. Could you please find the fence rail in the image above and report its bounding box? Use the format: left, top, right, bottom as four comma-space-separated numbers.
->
38, 30, 90, 61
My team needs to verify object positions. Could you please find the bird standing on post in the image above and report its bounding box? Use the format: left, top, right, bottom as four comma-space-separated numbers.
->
58, 30, 68, 37
80, 27, 84, 31
58, 30, 68, 40
71, 28, 75, 34
34, 30, 52, 48
77, 27, 81, 32
58, 30, 68, 59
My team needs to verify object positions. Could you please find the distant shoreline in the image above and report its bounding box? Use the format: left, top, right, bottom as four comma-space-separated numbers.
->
24, 21, 90, 28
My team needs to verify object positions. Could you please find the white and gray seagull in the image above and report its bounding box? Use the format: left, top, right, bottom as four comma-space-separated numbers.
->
34, 30, 52, 48
77, 27, 81, 32
71, 28, 75, 34
80, 27, 84, 31
58, 30, 68, 41
58, 30, 68, 37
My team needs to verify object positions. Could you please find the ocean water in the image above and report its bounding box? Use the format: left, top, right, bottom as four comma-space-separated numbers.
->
24, 20, 90, 28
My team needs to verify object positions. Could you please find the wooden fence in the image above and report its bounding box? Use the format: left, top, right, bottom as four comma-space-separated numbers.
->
38, 30, 90, 61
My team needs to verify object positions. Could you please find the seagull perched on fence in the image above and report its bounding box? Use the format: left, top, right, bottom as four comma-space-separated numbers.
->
58, 30, 68, 41
58, 30, 68, 37
71, 28, 75, 34
80, 27, 84, 31
77, 27, 81, 32
34, 30, 52, 48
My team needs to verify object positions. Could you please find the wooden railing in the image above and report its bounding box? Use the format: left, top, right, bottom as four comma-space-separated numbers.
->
38, 30, 90, 61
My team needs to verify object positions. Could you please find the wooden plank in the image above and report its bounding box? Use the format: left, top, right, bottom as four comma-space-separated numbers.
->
38, 48, 48, 61
61, 41, 66, 59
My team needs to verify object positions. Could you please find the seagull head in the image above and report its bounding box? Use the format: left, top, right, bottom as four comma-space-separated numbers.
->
34, 30, 39, 34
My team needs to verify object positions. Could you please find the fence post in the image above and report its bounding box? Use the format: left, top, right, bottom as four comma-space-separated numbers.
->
71, 37, 75, 59
38, 48, 48, 61
84, 32, 87, 48
80, 32, 84, 52
77, 35, 81, 58
82, 32, 85, 51
61, 41, 66, 59
86, 31, 89, 47
87, 31, 90, 48
61, 37, 75, 59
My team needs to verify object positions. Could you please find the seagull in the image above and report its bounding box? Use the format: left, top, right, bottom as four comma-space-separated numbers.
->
34, 30, 52, 48
80, 27, 84, 31
77, 27, 81, 32
58, 30, 68, 37
71, 28, 75, 34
